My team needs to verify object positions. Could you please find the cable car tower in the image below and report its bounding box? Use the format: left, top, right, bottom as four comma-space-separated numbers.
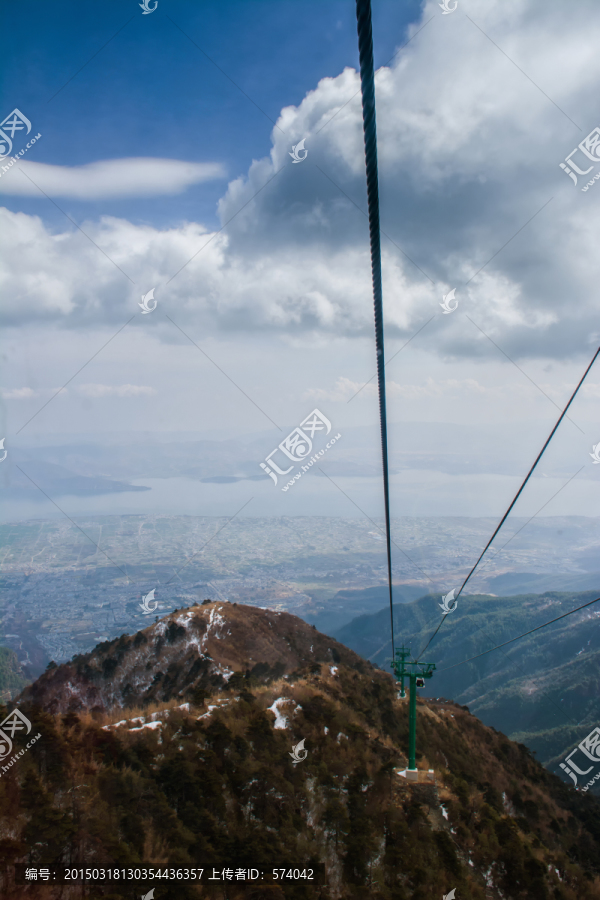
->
391, 646, 436, 780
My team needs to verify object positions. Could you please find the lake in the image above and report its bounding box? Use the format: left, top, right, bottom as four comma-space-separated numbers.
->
1, 468, 599, 522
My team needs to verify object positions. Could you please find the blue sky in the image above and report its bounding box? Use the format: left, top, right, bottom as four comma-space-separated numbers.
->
0, 0, 421, 228
2, 0, 600, 522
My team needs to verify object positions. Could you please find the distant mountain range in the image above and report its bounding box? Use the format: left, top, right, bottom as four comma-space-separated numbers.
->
303, 577, 600, 633
485, 570, 600, 595
303, 584, 426, 633
332, 589, 600, 783
4, 601, 600, 898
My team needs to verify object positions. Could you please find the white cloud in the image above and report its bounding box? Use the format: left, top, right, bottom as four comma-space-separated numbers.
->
1, 387, 38, 400
0, 158, 225, 198
0, 206, 431, 334
2, 0, 600, 361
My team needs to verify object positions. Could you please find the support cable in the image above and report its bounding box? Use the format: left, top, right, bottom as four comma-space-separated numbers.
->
417, 345, 600, 659
356, 0, 395, 659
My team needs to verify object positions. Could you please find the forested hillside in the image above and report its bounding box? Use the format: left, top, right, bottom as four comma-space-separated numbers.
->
0, 647, 29, 701
333, 590, 600, 776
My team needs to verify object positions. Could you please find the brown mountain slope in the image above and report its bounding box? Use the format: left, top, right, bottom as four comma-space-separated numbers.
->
3, 602, 600, 899
20, 600, 364, 714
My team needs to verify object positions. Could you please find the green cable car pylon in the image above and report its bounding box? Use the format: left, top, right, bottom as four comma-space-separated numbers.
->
391, 646, 436, 778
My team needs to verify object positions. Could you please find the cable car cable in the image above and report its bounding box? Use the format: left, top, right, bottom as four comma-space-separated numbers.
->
417, 345, 600, 660
356, 0, 395, 659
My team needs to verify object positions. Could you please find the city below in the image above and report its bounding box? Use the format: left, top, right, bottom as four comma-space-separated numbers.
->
1, 514, 599, 674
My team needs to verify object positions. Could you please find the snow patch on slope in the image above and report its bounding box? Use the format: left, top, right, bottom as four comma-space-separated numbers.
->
268, 697, 302, 730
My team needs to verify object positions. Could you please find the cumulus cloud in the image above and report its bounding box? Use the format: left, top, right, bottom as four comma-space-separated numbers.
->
0, 158, 225, 198
2, 0, 600, 360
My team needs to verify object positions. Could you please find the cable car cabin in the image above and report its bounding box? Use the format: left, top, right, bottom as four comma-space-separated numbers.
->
416, 677, 425, 687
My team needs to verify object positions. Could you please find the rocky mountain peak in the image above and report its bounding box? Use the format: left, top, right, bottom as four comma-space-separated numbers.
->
20, 600, 368, 714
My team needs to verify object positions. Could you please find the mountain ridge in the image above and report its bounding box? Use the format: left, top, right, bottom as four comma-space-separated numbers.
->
3, 600, 600, 898
20, 600, 365, 714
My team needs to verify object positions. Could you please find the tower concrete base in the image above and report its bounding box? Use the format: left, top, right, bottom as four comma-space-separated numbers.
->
395, 768, 436, 784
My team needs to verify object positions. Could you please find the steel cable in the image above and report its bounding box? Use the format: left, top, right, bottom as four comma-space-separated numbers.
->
417, 345, 600, 659
355, 0, 395, 659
